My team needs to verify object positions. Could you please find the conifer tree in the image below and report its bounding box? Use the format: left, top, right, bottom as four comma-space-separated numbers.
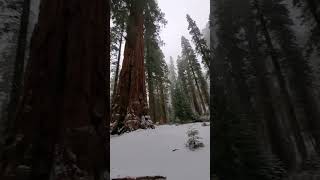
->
146, 45, 169, 124
111, 0, 167, 132
110, 0, 129, 101
111, 0, 148, 134
144, 0, 167, 124
154, 55, 170, 124
186, 14, 210, 69
173, 57, 195, 122
177, 54, 202, 116
181, 36, 209, 109
168, 57, 177, 122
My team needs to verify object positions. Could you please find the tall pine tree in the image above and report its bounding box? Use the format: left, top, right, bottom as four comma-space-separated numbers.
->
181, 36, 209, 113
186, 14, 210, 69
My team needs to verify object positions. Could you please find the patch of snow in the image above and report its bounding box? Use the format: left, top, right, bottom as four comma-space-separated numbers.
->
110, 122, 210, 180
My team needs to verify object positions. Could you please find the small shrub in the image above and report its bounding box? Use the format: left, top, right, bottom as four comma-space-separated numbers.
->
185, 128, 204, 150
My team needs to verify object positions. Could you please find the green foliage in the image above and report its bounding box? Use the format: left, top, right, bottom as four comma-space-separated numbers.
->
172, 81, 195, 123
110, 26, 122, 73
172, 55, 199, 122
143, 0, 168, 123
181, 36, 209, 105
110, 0, 128, 75
148, 46, 170, 123
111, 0, 167, 75
144, 0, 167, 41
186, 14, 210, 69
186, 128, 205, 150
111, 0, 129, 26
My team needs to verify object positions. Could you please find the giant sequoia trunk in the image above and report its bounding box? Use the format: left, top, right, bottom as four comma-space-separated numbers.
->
0, 0, 25, 142
111, 0, 152, 134
6, 0, 31, 133
0, 0, 110, 179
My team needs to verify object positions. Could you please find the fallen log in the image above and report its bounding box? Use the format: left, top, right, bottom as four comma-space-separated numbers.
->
112, 176, 166, 180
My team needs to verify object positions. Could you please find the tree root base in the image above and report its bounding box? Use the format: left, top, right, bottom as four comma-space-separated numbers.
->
110, 115, 154, 135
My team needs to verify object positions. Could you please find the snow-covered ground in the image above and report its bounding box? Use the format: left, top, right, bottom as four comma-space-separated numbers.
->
110, 122, 210, 180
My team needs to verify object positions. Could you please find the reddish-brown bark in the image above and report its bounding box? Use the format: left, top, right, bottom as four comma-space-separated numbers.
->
111, 0, 152, 134
0, 0, 110, 179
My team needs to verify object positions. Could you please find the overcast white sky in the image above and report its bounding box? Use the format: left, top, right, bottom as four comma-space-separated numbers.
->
158, 0, 210, 63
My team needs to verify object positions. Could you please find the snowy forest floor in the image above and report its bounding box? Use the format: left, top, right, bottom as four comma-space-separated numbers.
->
110, 122, 210, 180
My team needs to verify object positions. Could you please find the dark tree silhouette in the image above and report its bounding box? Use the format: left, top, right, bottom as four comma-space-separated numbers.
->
0, 0, 110, 179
